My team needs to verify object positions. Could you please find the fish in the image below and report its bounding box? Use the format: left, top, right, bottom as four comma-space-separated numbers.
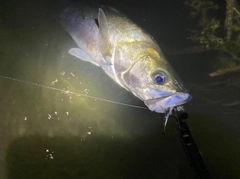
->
60, 2, 192, 117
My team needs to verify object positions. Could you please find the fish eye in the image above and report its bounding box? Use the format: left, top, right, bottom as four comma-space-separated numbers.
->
152, 71, 167, 84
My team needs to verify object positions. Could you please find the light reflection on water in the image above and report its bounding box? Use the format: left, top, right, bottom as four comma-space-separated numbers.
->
0, 6, 172, 177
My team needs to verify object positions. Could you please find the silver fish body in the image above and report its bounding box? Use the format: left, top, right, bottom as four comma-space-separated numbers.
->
60, 2, 192, 113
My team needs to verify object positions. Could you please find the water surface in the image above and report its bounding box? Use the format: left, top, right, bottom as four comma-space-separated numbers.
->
1, 0, 240, 178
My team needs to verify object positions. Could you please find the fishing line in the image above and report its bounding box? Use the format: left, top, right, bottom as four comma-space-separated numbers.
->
0, 75, 148, 110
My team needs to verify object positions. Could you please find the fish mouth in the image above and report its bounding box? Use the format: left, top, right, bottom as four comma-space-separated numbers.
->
144, 92, 192, 113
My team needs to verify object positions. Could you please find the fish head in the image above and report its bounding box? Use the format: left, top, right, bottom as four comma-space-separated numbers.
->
122, 49, 192, 113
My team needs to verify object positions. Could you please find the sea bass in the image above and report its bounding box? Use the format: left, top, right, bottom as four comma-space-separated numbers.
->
60, 2, 192, 114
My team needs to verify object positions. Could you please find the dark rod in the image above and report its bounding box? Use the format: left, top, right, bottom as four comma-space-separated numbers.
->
173, 107, 212, 179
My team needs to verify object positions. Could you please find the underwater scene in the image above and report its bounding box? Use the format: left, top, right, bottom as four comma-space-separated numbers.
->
0, 0, 240, 178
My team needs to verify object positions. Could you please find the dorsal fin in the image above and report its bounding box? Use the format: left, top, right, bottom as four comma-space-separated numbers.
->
98, 8, 112, 64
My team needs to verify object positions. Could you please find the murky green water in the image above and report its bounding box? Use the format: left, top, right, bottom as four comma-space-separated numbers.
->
1, 0, 240, 178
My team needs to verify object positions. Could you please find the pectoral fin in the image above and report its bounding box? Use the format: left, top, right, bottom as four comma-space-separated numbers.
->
69, 48, 99, 66
98, 8, 112, 64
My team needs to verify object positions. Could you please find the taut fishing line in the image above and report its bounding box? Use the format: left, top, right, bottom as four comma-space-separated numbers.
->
0, 75, 148, 110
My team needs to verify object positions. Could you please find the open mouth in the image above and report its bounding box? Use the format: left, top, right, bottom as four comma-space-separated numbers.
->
144, 92, 192, 113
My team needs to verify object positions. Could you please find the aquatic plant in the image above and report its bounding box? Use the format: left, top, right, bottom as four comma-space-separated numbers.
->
185, 0, 240, 76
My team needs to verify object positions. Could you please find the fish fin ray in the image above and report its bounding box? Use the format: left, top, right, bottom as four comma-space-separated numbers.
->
68, 48, 99, 66
98, 8, 112, 64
